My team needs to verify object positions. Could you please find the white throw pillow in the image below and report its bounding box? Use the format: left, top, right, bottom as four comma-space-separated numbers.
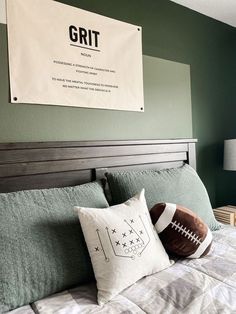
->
74, 189, 173, 305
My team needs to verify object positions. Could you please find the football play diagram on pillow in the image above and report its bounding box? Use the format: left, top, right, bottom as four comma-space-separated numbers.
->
93, 213, 152, 261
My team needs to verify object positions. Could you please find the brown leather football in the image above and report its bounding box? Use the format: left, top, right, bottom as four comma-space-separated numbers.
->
150, 203, 212, 258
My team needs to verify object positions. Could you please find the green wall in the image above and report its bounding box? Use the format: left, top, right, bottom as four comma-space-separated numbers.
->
215, 32, 236, 207
1, 0, 236, 206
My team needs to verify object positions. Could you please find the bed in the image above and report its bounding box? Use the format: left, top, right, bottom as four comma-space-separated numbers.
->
0, 138, 235, 314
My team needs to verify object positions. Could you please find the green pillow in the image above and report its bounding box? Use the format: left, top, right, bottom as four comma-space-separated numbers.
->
0, 181, 109, 313
106, 164, 220, 231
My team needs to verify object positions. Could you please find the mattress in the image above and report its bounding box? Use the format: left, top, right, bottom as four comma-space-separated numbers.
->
8, 225, 236, 314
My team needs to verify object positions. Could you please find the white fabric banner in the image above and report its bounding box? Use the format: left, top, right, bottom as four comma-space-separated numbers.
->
7, 0, 144, 111
0, 0, 6, 24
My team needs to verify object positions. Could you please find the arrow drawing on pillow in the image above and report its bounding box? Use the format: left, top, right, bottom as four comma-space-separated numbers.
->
138, 215, 151, 255
96, 229, 109, 262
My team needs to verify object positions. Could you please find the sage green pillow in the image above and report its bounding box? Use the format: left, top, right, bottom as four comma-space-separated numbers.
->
106, 164, 220, 231
0, 181, 109, 313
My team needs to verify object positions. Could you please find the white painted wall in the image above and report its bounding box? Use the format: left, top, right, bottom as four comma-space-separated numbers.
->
171, 0, 236, 27
0, 0, 6, 24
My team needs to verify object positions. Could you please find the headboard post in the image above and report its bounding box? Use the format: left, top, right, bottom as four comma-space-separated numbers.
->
188, 142, 197, 170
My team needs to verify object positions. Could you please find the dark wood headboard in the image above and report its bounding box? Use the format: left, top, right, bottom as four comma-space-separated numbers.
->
0, 139, 197, 193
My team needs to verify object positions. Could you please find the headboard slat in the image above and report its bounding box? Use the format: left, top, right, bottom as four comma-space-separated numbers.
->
0, 152, 187, 178
95, 161, 184, 180
0, 170, 93, 193
0, 143, 188, 164
0, 139, 196, 150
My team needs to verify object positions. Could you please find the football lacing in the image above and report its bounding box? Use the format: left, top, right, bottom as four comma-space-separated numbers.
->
170, 220, 201, 245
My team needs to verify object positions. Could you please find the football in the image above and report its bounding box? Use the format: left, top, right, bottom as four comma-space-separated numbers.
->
150, 202, 212, 258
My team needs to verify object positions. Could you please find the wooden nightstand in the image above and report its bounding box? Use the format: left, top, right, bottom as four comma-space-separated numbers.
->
213, 206, 236, 226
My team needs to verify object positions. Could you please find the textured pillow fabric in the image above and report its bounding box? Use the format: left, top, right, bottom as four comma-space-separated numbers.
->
150, 202, 212, 258
106, 164, 220, 231
75, 190, 173, 305
0, 181, 109, 313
